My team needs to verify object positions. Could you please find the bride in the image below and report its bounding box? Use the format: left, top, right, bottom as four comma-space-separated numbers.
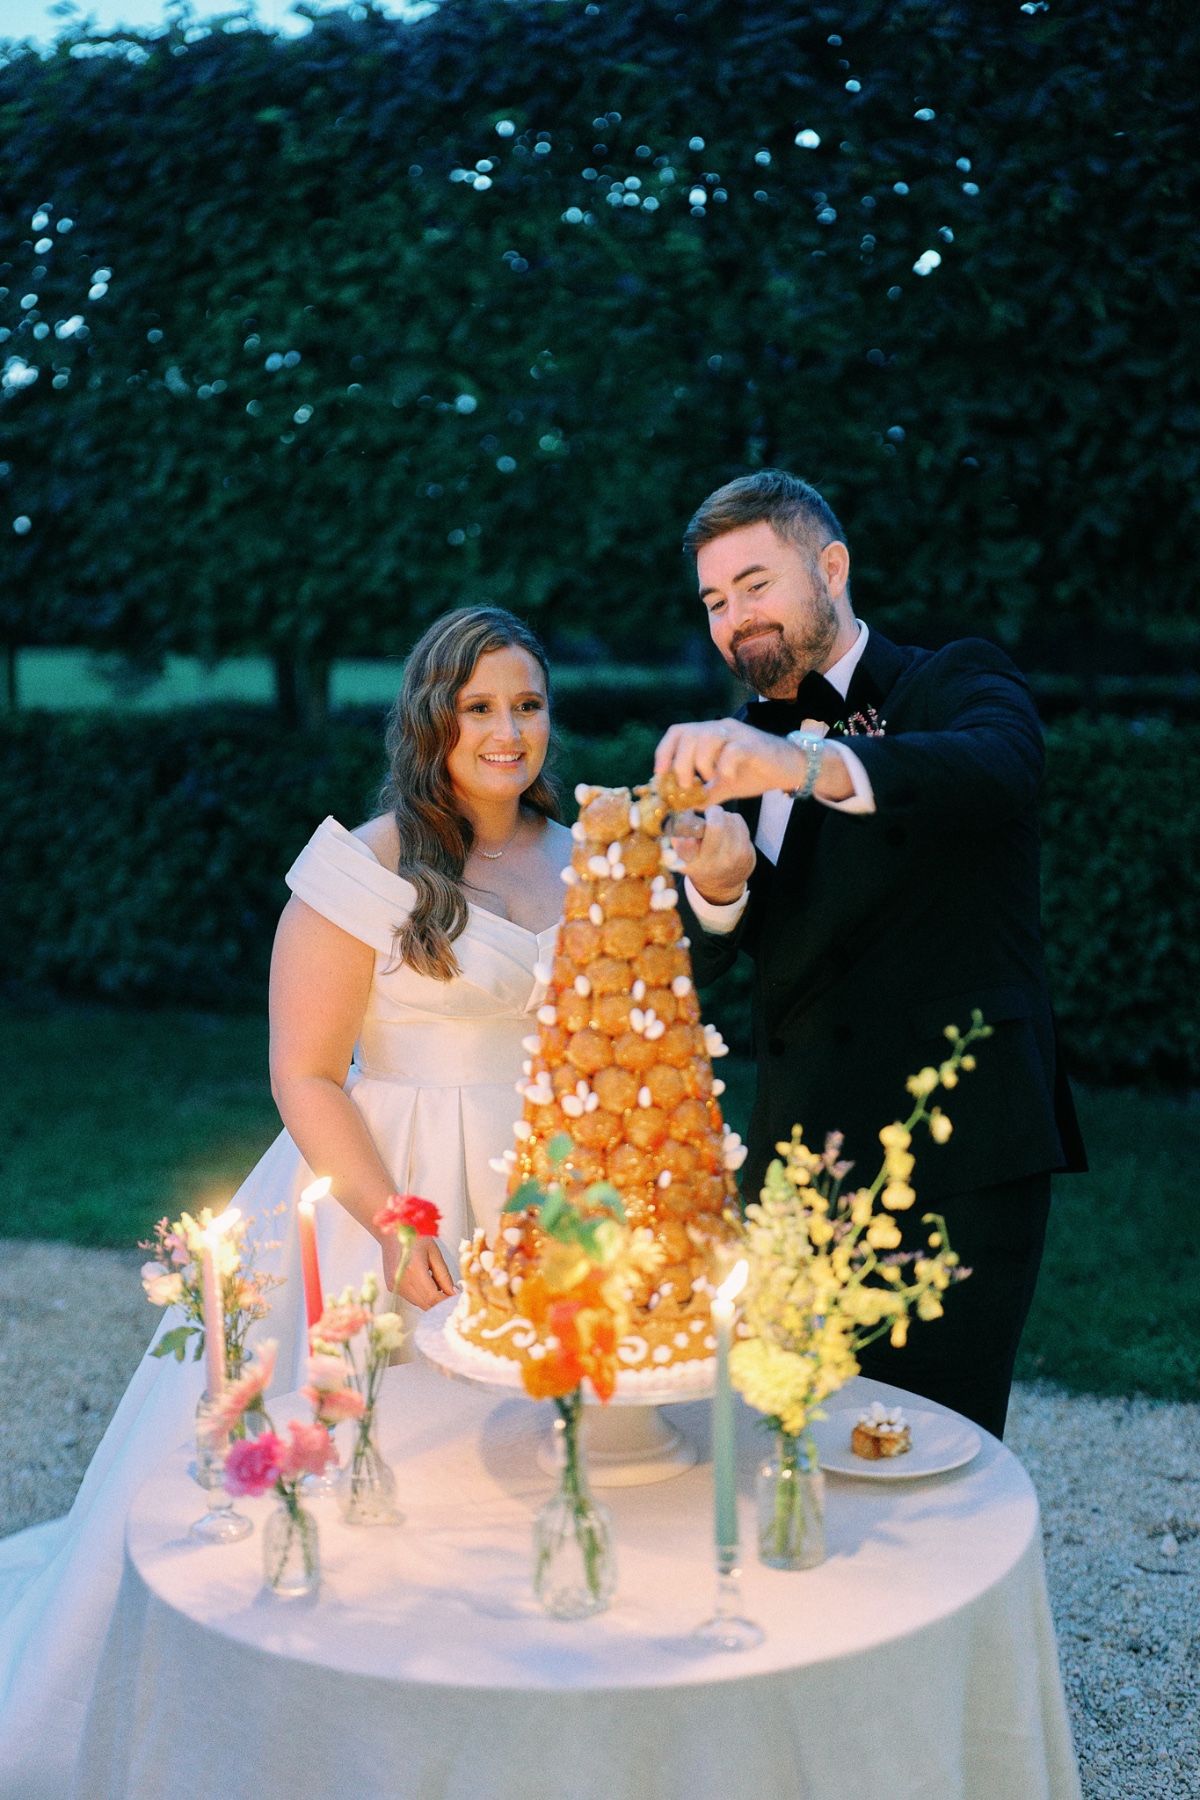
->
0, 605, 571, 1798
269, 603, 571, 1337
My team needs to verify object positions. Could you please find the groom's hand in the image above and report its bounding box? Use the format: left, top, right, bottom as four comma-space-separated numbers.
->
671, 805, 755, 905
655, 716, 854, 807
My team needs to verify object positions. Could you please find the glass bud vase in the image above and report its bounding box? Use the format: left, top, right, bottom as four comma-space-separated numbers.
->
263, 1494, 320, 1598
303, 1426, 341, 1499
757, 1428, 825, 1571
533, 1394, 616, 1620
337, 1410, 401, 1526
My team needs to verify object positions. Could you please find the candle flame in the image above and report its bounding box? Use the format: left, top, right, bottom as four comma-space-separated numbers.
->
715, 1258, 748, 1306
300, 1177, 333, 1207
204, 1206, 241, 1243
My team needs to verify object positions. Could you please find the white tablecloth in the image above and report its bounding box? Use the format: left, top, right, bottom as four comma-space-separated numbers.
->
75, 1366, 1080, 1800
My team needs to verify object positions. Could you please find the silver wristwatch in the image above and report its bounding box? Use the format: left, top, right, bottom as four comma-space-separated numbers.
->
785, 730, 826, 800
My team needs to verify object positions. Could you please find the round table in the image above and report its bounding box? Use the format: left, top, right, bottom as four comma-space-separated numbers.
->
74, 1364, 1080, 1800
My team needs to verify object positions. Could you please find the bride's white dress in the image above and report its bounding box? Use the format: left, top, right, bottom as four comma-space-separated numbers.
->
0, 816, 557, 1798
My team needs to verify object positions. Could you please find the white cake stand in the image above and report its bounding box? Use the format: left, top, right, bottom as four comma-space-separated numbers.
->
415, 1296, 714, 1487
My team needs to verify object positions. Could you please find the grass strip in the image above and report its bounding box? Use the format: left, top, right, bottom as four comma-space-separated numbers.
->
1, 1008, 1195, 1399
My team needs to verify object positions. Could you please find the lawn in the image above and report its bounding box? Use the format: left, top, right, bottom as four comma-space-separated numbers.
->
1, 1005, 1196, 1401
0, 1006, 280, 1247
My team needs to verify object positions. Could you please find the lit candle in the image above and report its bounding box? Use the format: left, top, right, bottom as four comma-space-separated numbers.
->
298, 1178, 331, 1329
711, 1258, 749, 1566
199, 1207, 241, 1399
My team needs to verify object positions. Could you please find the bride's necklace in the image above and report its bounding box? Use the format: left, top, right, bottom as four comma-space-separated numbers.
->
474, 822, 521, 861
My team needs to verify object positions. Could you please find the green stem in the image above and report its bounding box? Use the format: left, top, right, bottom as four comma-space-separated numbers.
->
552, 1391, 606, 1602
773, 1431, 799, 1560
266, 1481, 315, 1585
769, 1430, 819, 1563
349, 1403, 376, 1489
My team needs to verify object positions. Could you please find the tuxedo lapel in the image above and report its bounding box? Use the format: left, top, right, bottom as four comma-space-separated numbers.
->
846, 630, 907, 715
730, 632, 914, 968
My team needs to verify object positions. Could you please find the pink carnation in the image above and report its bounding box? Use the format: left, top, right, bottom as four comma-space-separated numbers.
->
224, 1432, 284, 1498
209, 1339, 277, 1434
303, 1383, 367, 1425
374, 1193, 441, 1239
279, 1421, 335, 1481
311, 1303, 370, 1345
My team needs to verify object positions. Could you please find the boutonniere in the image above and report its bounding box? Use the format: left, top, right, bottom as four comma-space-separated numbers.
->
832, 708, 886, 738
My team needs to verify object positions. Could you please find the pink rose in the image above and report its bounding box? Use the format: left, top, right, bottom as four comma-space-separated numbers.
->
303, 1384, 367, 1425
278, 1421, 334, 1481
224, 1432, 283, 1498
373, 1194, 441, 1239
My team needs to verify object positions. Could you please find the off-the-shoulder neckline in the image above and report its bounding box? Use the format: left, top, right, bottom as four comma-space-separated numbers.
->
320, 816, 561, 946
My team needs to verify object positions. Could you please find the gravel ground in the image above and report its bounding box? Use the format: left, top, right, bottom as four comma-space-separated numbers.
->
1005, 1385, 1200, 1799
0, 1240, 151, 1535
1, 1241, 1197, 1796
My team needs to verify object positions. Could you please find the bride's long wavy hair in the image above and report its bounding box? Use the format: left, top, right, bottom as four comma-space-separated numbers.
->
379, 606, 562, 981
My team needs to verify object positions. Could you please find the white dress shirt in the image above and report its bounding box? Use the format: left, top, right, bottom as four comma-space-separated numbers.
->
684, 622, 876, 934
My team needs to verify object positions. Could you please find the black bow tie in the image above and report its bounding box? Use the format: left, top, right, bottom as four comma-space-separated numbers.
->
750, 671, 848, 736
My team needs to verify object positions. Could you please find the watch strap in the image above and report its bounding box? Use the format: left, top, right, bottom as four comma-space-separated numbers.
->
785, 730, 826, 801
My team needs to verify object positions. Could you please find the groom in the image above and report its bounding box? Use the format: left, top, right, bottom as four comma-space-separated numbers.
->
657, 470, 1086, 1439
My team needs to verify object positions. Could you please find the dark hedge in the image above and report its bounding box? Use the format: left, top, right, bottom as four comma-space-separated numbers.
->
1040, 719, 1200, 1085
0, 712, 655, 1006
2, 713, 1196, 1082
1, 1, 1198, 676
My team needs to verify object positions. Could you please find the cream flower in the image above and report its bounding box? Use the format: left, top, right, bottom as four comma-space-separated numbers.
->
305, 1353, 350, 1392
369, 1312, 407, 1354
141, 1264, 184, 1307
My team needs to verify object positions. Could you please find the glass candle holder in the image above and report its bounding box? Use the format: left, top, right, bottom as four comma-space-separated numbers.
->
190, 1392, 253, 1544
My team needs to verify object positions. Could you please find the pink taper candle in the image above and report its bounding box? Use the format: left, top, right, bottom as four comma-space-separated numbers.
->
200, 1230, 226, 1399
298, 1178, 331, 1330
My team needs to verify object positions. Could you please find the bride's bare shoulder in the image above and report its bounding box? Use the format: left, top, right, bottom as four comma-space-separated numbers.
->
353, 813, 400, 872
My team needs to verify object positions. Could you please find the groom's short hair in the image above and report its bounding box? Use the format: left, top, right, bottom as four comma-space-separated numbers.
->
683, 470, 846, 563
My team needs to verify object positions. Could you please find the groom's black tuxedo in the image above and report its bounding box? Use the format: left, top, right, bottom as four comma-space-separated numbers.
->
680, 628, 1087, 1434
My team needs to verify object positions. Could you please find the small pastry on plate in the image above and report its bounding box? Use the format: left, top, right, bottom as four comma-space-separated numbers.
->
851, 1401, 912, 1460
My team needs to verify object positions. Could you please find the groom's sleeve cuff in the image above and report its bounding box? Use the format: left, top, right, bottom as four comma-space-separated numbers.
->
818, 742, 875, 814
683, 877, 750, 935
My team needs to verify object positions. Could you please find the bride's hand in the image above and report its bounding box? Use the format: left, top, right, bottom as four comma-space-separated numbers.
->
387, 1236, 457, 1309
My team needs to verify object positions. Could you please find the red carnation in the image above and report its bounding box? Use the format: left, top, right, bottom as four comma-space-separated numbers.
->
373, 1193, 441, 1239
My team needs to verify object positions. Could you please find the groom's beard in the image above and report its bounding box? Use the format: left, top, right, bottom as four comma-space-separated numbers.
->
730, 581, 840, 698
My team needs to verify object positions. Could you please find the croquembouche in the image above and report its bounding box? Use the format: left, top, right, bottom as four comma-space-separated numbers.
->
447, 776, 747, 1391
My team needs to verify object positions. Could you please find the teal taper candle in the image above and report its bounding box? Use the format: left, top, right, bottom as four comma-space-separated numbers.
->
710, 1259, 748, 1566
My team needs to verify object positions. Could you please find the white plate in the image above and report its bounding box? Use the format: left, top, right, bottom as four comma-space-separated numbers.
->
810, 1408, 982, 1480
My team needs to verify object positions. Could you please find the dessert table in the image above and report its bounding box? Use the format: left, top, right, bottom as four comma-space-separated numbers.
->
73, 1364, 1080, 1800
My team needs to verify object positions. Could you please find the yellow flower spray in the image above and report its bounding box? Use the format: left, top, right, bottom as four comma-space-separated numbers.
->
730, 1014, 992, 1442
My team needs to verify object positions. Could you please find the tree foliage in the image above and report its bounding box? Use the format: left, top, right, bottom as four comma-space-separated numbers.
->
0, 0, 1197, 666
